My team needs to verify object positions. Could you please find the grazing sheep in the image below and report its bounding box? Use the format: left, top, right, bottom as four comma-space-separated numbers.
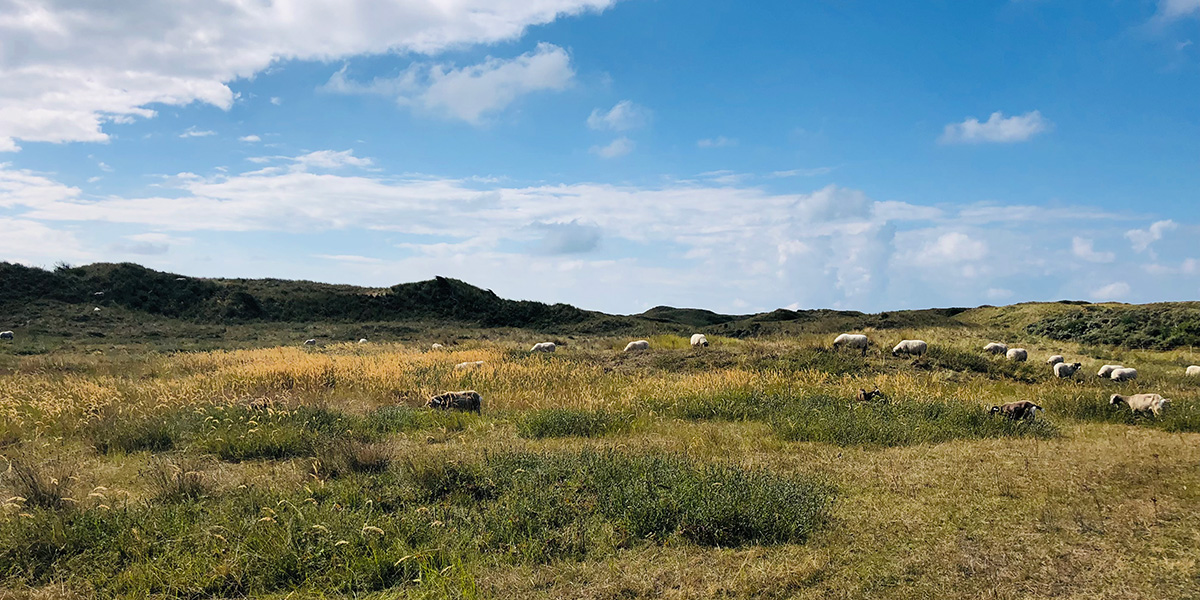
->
303, 339, 317, 346
892, 340, 928, 358
1053, 362, 1082, 378
0, 331, 12, 340
1006, 348, 1028, 362
431, 343, 444, 350
833, 334, 870, 356
175, 277, 187, 281
426, 390, 482, 414
1047, 355, 1064, 366
624, 340, 650, 352
989, 401, 1043, 421
1097, 365, 1123, 378
1187, 365, 1200, 377
983, 342, 1008, 355
93, 307, 101, 312
856, 386, 884, 402
454, 361, 484, 370
531, 342, 556, 353
1110, 393, 1170, 417
358, 338, 368, 344
690, 334, 709, 348
1110, 368, 1138, 382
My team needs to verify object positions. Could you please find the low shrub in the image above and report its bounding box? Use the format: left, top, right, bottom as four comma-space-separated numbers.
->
3, 456, 75, 511
143, 456, 215, 502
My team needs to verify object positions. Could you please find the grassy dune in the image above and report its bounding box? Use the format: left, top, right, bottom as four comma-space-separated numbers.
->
0, 327, 1198, 599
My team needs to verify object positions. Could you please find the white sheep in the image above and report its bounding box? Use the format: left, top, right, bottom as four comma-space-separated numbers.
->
690, 334, 709, 348
624, 340, 650, 352
1046, 355, 1064, 366
1110, 393, 1170, 417
832, 334, 869, 356
1110, 367, 1138, 382
1186, 365, 1200, 377
1053, 362, 1082, 378
982, 342, 1008, 355
1097, 364, 1123, 378
0, 331, 12, 340
357, 338, 368, 344
303, 339, 317, 346
431, 343, 444, 350
530, 342, 556, 353
454, 361, 485, 370
1006, 348, 1028, 362
892, 340, 928, 358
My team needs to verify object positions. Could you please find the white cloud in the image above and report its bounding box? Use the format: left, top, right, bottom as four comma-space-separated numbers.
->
0, 1, 613, 148
1091, 281, 1131, 301
179, 127, 216, 138
940, 111, 1050, 144
1159, 0, 1200, 19
590, 137, 634, 158
771, 167, 833, 177
315, 254, 383, 264
326, 43, 574, 124
270, 97, 283, 106
898, 232, 988, 267
291, 150, 374, 170
0, 218, 90, 264
587, 100, 650, 131
1072, 237, 1115, 263
1182, 258, 1200, 274
986, 288, 1014, 301
697, 136, 736, 149
110, 232, 188, 256
1125, 219, 1176, 254
239, 135, 261, 143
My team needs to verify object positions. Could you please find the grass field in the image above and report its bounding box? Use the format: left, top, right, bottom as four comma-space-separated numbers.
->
0, 326, 1198, 599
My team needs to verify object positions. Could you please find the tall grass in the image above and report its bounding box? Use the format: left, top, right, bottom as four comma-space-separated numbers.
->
516, 408, 633, 438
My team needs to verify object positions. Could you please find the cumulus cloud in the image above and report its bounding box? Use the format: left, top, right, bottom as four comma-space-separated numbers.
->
110, 232, 184, 256
0, 0, 613, 147
179, 127, 216, 138
239, 135, 261, 143
1159, 0, 1200, 19
530, 220, 602, 254
940, 111, 1050, 144
326, 43, 574, 123
1072, 237, 1115, 263
0, 218, 90, 265
898, 232, 988, 267
1091, 281, 1131, 301
590, 137, 634, 158
587, 101, 650, 131
1125, 219, 1176, 255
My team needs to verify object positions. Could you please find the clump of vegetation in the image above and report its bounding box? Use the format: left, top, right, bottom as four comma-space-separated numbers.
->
86, 412, 178, 455
771, 395, 1058, 447
516, 408, 633, 438
1046, 392, 1200, 433
143, 456, 215, 502
316, 439, 394, 478
3, 456, 76, 511
1027, 305, 1200, 350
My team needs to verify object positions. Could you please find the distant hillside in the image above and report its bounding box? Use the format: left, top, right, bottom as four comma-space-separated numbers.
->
2, 262, 1198, 350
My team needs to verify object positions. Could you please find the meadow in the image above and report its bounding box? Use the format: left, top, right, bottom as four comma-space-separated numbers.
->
0, 326, 1198, 599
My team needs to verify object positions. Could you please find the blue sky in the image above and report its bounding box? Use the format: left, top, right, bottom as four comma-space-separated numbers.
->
1, 0, 1198, 314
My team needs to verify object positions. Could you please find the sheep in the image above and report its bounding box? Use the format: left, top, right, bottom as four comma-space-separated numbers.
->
1109, 393, 1170, 417
891, 340, 928, 358
1047, 355, 1064, 366
833, 333, 870, 356
1053, 362, 1082, 378
1097, 364, 1123, 378
303, 339, 317, 346
690, 334, 709, 348
357, 338, 368, 344
454, 361, 484, 370
530, 342, 556, 353
624, 340, 650, 352
93, 307, 101, 312
426, 390, 482, 414
983, 342, 1008, 355
1110, 367, 1138, 382
856, 386, 884, 402
0, 331, 12, 340
1006, 348, 1028, 362
1186, 365, 1200, 377
989, 401, 1043, 421
431, 343, 444, 350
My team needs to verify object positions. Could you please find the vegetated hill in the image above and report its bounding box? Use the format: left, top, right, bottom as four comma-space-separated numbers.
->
3, 262, 1199, 349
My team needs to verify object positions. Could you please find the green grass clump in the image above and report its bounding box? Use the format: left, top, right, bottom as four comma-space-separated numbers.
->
1046, 392, 1200, 432
765, 347, 871, 376
771, 395, 1058, 447
516, 408, 632, 439
363, 405, 472, 435
659, 390, 793, 422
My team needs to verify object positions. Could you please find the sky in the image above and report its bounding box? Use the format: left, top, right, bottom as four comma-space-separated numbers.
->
0, 0, 1198, 315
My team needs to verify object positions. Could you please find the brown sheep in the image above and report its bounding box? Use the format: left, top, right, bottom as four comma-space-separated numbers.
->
426, 390, 482, 414
989, 401, 1043, 421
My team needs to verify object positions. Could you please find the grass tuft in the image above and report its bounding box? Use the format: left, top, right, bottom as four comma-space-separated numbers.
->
516, 408, 632, 439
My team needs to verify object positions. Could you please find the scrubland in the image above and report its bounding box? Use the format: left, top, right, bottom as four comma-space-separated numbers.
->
0, 327, 1198, 599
